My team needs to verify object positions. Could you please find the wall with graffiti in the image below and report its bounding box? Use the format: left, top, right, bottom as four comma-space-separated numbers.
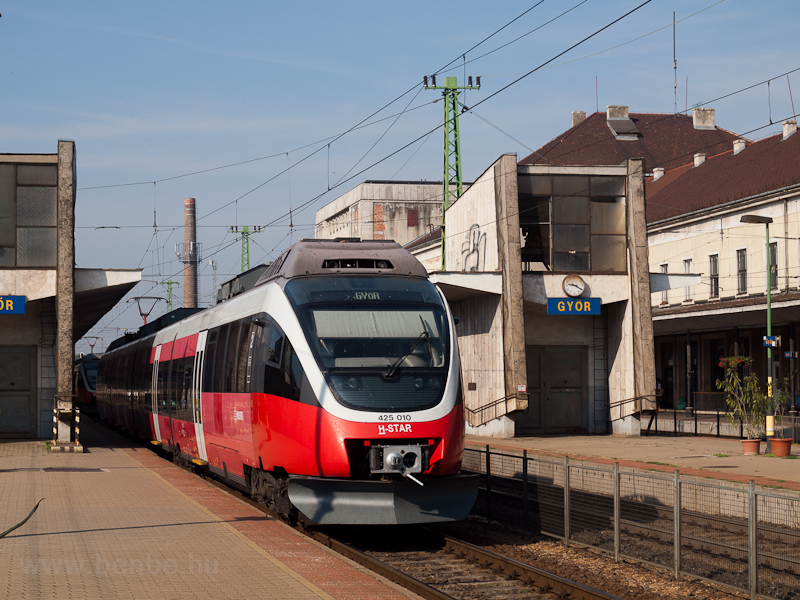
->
444, 159, 501, 273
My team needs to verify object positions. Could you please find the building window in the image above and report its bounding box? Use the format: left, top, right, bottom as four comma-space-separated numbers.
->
683, 258, 693, 302
737, 249, 747, 294
769, 241, 778, 290
0, 164, 58, 268
660, 263, 668, 305
518, 174, 626, 273
709, 254, 719, 297
407, 209, 418, 227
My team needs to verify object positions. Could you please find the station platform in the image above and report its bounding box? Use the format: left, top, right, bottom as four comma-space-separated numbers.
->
466, 430, 800, 491
0, 420, 419, 600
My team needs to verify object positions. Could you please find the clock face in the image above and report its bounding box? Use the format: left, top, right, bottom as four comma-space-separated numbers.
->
562, 275, 585, 297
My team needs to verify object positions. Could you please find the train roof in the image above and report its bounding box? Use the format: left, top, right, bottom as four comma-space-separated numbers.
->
255, 239, 429, 286
105, 307, 203, 353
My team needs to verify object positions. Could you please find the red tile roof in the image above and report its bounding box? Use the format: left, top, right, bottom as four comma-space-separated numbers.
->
646, 130, 800, 223
519, 112, 742, 173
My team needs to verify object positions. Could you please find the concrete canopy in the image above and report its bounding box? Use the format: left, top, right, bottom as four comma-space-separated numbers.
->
73, 269, 142, 341
428, 272, 502, 302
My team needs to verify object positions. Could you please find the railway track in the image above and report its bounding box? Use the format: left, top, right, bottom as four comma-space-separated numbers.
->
314, 526, 624, 600
117, 424, 625, 600
473, 471, 800, 594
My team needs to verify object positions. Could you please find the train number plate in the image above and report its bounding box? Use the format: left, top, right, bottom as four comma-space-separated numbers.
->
377, 414, 411, 422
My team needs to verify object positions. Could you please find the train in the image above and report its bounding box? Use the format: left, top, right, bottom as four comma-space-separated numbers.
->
73, 353, 100, 406
97, 239, 477, 525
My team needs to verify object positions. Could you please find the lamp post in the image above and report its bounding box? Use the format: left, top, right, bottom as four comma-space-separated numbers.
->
741, 214, 775, 451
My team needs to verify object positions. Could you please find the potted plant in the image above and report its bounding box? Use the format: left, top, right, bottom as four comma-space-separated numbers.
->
767, 378, 793, 457
716, 356, 766, 454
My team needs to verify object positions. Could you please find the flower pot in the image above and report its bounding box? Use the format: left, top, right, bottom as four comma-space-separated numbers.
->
741, 439, 761, 455
770, 438, 793, 457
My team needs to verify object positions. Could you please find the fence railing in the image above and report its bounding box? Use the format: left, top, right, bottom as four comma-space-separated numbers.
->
644, 410, 800, 441
464, 445, 800, 600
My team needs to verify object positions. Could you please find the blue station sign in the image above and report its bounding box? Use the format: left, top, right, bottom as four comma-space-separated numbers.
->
0, 295, 25, 314
547, 297, 601, 316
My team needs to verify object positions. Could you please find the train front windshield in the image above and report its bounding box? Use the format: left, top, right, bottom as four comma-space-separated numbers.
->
285, 276, 450, 412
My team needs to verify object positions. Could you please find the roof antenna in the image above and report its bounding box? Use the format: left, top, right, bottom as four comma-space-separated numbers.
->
287, 152, 293, 230
673, 11, 677, 114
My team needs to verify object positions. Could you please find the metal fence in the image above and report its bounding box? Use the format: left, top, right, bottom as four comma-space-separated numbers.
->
645, 410, 800, 442
463, 445, 800, 600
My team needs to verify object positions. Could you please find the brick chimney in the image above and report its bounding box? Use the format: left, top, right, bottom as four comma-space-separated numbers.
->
652, 167, 665, 181
571, 111, 586, 128
783, 119, 797, 140
693, 107, 715, 130
733, 139, 746, 155
694, 153, 706, 167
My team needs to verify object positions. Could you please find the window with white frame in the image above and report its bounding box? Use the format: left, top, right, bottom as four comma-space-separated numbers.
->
737, 249, 747, 294
683, 258, 693, 301
709, 254, 719, 297
660, 263, 668, 305
769, 241, 778, 290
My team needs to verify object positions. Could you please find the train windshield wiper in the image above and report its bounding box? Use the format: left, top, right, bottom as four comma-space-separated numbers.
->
385, 317, 430, 378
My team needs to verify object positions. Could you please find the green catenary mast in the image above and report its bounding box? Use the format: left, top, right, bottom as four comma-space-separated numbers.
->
424, 75, 480, 270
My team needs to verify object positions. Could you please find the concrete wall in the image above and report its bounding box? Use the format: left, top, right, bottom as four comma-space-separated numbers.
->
444, 165, 500, 273
450, 294, 505, 428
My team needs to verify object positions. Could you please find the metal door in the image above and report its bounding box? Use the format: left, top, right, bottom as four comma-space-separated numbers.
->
192, 331, 208, 461
151, 345, 162, 441
0, 346, 37, 438
513, 346, 588, 434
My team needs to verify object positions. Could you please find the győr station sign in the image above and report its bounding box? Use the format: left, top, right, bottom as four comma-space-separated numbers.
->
0, 296, 26, 314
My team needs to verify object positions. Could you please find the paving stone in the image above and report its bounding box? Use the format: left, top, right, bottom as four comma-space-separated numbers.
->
1, 420, 418, 600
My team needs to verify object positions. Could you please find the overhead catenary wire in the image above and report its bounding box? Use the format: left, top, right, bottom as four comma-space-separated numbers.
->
80, 1, 718, 345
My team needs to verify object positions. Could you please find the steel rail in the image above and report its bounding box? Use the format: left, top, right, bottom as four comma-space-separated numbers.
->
435, 532, 625, 600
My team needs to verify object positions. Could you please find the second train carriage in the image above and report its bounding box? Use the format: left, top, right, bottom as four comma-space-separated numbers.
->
97, 239, 477, 525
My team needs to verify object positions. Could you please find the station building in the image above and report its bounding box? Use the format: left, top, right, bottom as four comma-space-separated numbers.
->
315, 106, 740, 436
647, 119, 800, 411
0, 142, 140, 440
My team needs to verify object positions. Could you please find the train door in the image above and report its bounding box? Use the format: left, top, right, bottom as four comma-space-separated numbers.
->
192, 331, 208, 462
151, 345, 162, 442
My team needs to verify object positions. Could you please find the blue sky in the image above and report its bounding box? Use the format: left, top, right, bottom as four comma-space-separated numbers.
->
1, 1, 797, 352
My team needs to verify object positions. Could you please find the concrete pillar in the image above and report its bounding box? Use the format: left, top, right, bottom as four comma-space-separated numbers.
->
55, 140, 76, 444
626, 157, 656, 413
494, 154, 527, 416
183, 198, 197, 308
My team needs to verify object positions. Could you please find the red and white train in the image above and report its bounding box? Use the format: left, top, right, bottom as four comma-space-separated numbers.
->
97, 240, 476, 525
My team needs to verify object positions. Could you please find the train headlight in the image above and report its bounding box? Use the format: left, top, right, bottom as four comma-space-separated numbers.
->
414, 377, 424, 390
347, 377, 359, 390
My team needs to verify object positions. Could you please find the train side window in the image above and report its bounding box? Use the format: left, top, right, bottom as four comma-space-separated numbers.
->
222, 320, 241, 393
233, 317, 253, 393
204, 328, 220, 392
247, 320, 270, 394
180, 358, 193, 421
263, 323, 289, 398
157, 357, 170, 411
285, 343, 305, 402
213, 323, 231, 393
267, 323, 284, 367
